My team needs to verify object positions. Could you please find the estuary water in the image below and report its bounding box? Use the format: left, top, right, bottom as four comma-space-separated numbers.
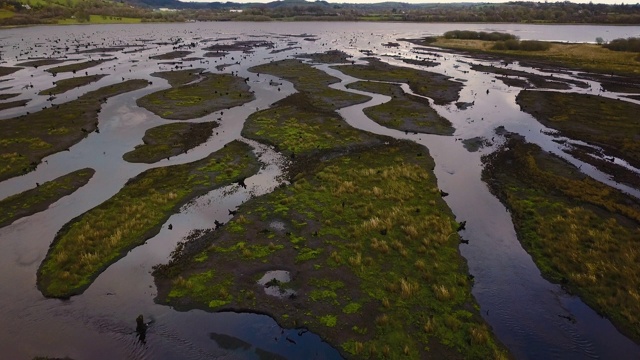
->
0, 22, 639, 360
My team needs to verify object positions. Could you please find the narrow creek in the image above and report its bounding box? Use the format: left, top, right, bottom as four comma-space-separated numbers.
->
321, 47, 640, 358
0, 22, 639, 359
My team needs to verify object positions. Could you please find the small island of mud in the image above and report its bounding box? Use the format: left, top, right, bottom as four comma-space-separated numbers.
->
347, 81, 454, 135
137, 70, 254, 120
123, 122, 218, 163
152, 53, 507, 359
37, 141, 260, 298
483, 135, 640, 343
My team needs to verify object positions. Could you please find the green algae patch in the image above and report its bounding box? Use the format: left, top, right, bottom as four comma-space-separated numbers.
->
123, 122, 218, 163
37, 140, 260, 298
332, 58, 462, 105
137, 71, 254, 120
0, 168, 94, 229
47, 59, 115, 75
249, 59, 370, 112
516, 90, 640, 169
347, 81, 455, 135
483, 136, 640, 342
0, 80, 148, 182
39, 74, 107, 96
154, 141, 508, 359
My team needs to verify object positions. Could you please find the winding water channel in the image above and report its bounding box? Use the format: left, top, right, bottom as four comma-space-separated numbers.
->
1, 22, 639, 359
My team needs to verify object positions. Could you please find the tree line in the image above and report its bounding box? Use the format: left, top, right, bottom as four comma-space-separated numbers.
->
2, 0, 640, 25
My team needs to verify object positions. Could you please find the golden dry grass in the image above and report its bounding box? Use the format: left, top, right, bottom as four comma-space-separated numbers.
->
433, 38, 640, 75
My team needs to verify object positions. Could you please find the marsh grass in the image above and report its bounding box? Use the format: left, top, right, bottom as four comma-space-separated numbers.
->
158, 142, 507, 359
249, 59, 370, 112
245, 104, 371, 156
149, 68, 203, 87
347, 81, 455, 135
123, 122, 217, 163
0, 80, 148, 181
37, 141, 259, 298
484, 137, 640, 342
517, 90, 640, 169
168, 269, 233, 308
138, 71, 254, 120
38, 74, 107, 95
0, 66, 21, 76
333, 58, 462, 105
242, 61, 378, 158
0, 168, 94, 229
47, 58, 114, 75
430, 38, 640, 76
153, 55, 505, 359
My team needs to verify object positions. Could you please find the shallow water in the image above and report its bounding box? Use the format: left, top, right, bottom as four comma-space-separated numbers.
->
1, 22, 639, 359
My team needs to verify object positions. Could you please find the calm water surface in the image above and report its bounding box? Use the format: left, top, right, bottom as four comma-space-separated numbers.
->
0, 22, 639, 359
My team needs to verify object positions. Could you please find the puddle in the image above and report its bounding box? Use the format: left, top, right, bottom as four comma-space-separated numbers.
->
257, 270, 296, 298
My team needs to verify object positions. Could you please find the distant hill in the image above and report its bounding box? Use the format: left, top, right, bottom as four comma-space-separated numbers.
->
1, 0, 639, 25
126, 0, 479, 10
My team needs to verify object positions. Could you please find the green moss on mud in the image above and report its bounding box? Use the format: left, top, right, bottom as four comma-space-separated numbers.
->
517, 90, 640, 169
242, 60, 377, 158
483, 136, 640, 342
154, 57, 506, 359
37, 141, 260, 298
155, 141, 507, 359
123, 122, 218, 163
137, 71, 254, 120
249, 59, 370, 112
243, 95, 376, 157
347, 81, 454, 135
0, 168, 94, 229
0, 80, 148, 182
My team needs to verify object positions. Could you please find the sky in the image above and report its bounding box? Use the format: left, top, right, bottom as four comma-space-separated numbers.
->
181, 0, 627, 4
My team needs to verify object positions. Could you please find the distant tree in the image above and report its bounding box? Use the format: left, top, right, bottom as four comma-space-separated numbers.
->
596, 37, 605, 44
